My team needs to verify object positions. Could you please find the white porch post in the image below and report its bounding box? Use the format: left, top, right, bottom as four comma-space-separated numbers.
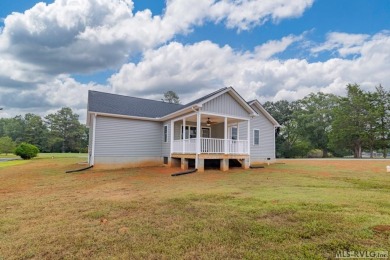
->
196, 111, 201, 168
170, 120, 174, 154
247, 120, 250, 156
182, 118, 186, 154
224, 117, 228, 154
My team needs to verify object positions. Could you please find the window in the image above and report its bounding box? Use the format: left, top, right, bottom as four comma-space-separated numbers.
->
163, 125, 168, 143
181, 126, 211, 139
231, 126, 238, 140
253, 129, 260, 145
181, 126, 197, 139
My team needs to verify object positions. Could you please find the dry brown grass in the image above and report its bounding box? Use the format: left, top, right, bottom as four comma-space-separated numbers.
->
1, 157, 390, 259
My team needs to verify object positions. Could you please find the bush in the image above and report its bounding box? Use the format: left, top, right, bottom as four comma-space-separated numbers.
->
307, 149, 323, 158
14, 143, 39, 160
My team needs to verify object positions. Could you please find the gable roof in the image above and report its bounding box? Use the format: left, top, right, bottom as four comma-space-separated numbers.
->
87, 87, 258, 124
184, 87, 228, 107
248, 100, 280, 127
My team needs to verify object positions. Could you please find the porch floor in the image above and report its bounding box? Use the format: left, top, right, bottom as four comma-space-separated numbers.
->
171, 153, 249, 160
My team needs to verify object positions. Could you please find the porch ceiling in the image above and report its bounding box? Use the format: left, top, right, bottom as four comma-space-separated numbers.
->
184, 114, 245, 124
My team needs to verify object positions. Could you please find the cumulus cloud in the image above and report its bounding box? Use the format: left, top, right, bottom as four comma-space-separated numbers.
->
163, 0, 314, 31
1, 0, 388, 121
311, 32, 371, 57
254, 34, 304, 60
0, 0, 314, 78
110, 31, 390, 104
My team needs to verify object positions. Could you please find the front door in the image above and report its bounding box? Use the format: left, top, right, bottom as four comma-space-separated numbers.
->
201, 128, 210, 138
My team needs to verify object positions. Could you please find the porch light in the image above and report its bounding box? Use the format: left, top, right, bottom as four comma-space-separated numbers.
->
206, 118, 211, 126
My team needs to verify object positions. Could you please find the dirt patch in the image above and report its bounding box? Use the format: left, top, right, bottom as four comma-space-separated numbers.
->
372, 225, 390, 233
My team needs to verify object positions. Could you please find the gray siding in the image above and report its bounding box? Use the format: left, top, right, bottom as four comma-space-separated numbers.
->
94, 116, 163, 164
202, 92, 249, 118
249, 106, 276, 162
238, 121, 248, 140
162, 120, 171, 157
211, 123, 224, 138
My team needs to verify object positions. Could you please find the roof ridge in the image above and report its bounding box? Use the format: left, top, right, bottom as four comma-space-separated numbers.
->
89, 90, 184, 106
183, 87, 228, 106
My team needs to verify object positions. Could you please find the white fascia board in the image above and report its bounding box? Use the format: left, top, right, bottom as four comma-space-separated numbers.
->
248, 100, 281, 127
88, 111, 161, 122
159, 105, 200, 121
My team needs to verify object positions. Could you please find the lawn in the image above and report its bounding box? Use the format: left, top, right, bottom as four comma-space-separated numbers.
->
0, 157, 389, 259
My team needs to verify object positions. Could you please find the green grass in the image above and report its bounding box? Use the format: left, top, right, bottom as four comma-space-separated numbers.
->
0, 158, 389, 259
0, 160, 28, 168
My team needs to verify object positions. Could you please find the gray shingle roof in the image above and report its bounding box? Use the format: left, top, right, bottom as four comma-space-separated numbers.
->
88, 87, 229, 119
88, 91, 185, 118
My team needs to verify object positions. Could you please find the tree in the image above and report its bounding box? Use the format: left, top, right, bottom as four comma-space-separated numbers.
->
329, 84, 370, 158
294, 92, 338, 157
45, 107, 85, 153
371, 85, 390, 158
263, 100, 304, 157
163, 91, 180, 104
0, 136, 16, 155
24, 113, 49, 152
1, 116, 25, 143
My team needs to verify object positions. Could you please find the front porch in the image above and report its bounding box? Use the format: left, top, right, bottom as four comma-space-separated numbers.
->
169, 111, 251, 172
170, 153, 250, 172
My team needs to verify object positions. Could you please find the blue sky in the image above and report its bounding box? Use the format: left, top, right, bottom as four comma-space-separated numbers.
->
0, 0, 389, 120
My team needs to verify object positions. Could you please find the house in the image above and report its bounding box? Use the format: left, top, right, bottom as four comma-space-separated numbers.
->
86, 87, 280, 172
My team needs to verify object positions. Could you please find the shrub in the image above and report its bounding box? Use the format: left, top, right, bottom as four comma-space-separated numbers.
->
307, 149, 323, 158
14, 143, 39, 160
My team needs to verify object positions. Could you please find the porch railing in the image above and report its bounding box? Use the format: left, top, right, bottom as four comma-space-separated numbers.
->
172, 138, 248, 154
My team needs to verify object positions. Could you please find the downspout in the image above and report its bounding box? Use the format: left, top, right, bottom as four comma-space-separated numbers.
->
90, 113, 97, 166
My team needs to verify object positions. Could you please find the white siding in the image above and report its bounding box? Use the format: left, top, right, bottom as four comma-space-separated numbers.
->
202, 92, 249, 118
88, 124, 93, 164
250, 106, 276, 163
94, 116, 163, 164
162, 120, 171, 157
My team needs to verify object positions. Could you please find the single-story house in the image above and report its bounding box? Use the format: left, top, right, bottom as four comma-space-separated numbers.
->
87, 87, 280, 172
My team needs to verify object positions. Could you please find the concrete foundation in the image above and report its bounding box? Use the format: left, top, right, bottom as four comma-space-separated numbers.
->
242, 158, 250, 170
181, 158, 189, 170
220, 159, 229, 171
197, 158, 204, 172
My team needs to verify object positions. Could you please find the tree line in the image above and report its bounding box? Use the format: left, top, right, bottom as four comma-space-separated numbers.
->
0, 107, 88, 154
263, 84, 390, 158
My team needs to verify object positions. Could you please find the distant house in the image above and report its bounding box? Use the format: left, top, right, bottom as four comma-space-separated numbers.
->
87, 87, 280, 172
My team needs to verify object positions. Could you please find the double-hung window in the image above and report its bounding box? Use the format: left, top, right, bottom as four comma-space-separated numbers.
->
253, 129, 260, 145
163, 125, 168, 143
231, 126, 238, 140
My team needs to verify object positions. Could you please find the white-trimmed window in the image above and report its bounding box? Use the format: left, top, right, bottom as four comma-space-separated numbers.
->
230, 126, 238, 140
253, 129, 260, 145
181, 125, 197, 139
163, 125, 168, 143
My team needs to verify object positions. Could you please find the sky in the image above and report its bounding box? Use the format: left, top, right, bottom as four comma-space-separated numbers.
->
0, 0, 389, 122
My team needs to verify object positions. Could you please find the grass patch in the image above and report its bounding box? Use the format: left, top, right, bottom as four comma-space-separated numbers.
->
0, 160, 28, 168
0, 158, 389, 259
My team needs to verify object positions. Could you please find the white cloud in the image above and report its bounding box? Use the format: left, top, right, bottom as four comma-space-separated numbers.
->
311, 32, 370, 57
254, 34, 304, 60
208, 0, 314, 30
110, 31, 390, 105
1, 0, 388, 121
